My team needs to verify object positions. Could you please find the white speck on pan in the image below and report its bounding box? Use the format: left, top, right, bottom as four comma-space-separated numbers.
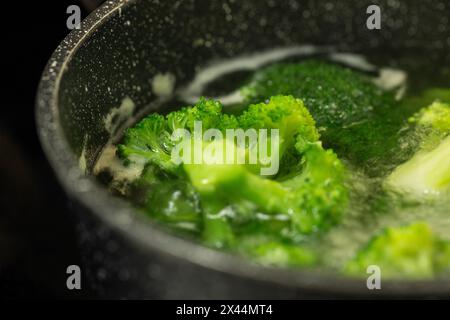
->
152, 73, 176, 97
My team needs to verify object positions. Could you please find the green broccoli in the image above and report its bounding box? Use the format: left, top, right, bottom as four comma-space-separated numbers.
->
239, 95, 320, 154
345, 222, 450, 279
241, 61, 393, 128
240, 60, 404, 174
184, 157, 289, 248
167, 98, 239, 132
282, 143, 348, 234
118, 95, 348, 253
118, 99, 240, 246
385, 102, 450, 196
129, 165, 202, 236
409, 101, 450, 146
118, 98, 238, 173
240, 96, 320, 178
117, 114, 176, 172
183, 96, 348, 243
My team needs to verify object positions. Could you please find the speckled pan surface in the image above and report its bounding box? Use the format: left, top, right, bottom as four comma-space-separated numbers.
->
36, 0, 450, 298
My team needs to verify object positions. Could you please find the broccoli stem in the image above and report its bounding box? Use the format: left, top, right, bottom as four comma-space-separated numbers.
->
202, 216, 235, 249
197, 193, 237, 249
385, 136, 450, 195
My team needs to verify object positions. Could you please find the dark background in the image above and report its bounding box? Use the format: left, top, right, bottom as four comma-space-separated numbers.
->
1, 1, 104, 299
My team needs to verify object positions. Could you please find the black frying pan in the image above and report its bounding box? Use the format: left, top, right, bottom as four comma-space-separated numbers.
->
36, 0, 450, 298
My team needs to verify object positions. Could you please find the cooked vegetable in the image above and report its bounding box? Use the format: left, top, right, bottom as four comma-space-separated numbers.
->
345, 222, 450, 279
118, 98, 238, 173
130, 165, 202, 235
241, 60, 405, 174
117, 113, 177, 172
184, 143, 348, 241
239, 95, 320, 156
281, 143, 348, 234
119, 95, 348, 252
241, 61, 393, 125
183, 96, 348, 246
385, 102, 450, 196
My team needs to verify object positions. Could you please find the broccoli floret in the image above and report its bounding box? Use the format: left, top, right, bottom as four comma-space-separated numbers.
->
239, 95, 320, 154
345, 222, 450, 279
118, 98, 238, 173
119, 95, 348, 250
130, 165, 202, 236
242, 61, 393, 128
409, 101, 450, 146
166, 98, 238, 132
282, 143, 348, 234
239, 95, 320, 178
118, 114, 177, 172
183, 96, 348, 242
385, 102, 450, 196
184, 154, 290, 248
241, 60, 403, 174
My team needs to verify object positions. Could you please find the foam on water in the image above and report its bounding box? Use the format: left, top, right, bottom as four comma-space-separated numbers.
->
178, 46, 408, 105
